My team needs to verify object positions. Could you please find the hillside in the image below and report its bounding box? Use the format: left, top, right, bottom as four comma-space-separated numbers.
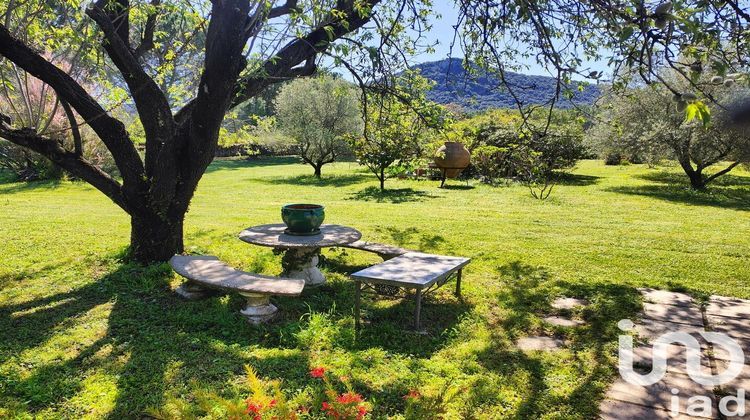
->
413, 58, 601, 112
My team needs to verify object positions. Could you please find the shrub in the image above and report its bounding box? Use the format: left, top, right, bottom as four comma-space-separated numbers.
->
472, 145, 509, 183
445, 108, 587, 186
147, 363, 457, 419
604, 152, 623, 165
0, 140, 62, 181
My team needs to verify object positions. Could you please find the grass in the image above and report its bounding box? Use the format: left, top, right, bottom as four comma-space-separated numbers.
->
0, 158, 748, 418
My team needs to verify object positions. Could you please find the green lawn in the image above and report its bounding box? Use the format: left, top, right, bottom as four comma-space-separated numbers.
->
1, 159, 748, 418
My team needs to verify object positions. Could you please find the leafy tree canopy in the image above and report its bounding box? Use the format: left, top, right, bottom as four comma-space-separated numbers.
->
588, 71, 750, 188
275, 74, 362, 177
352, 71, 447, 189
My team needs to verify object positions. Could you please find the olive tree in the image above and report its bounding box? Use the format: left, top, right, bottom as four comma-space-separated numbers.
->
589, 77, 750, 189
0, 0, 434, 262
275, 75, 361, 178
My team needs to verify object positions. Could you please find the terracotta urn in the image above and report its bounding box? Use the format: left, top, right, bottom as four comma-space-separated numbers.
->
434, 142, 470, 178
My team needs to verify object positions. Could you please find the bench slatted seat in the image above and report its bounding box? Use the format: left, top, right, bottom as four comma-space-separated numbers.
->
340, 241, 410, 260
170, 255, 305, 324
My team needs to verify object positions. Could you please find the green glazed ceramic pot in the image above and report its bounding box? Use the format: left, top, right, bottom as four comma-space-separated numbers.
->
281, 204, 325, 234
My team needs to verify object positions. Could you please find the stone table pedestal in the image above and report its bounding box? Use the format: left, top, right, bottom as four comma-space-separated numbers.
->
240, 224, 362, 287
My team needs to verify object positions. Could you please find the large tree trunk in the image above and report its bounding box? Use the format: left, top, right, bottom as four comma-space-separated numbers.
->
313, 164, 322, 178
687, 170, 705, 190
677, 156, 706, 190
130, 211, 185, 263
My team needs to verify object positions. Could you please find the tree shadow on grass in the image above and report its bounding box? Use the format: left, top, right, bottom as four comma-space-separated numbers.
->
269, 272, 471, 357
637, 169, 750, 187
604, 168, 750, 211
607, 184, 750, 211
257, 173, 371, 188
0, 178, 62, 193
0, 254, 468, 417
373, 226, 446, 252
204, 156, 300, 173
466, 261, 641, 418
0, 261, 305, 418
553, 173, 601, 186
348, 186, 437, 204
439, 184, 475, 190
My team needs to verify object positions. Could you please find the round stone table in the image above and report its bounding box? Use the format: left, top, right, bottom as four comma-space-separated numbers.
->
239, 224, 362, 286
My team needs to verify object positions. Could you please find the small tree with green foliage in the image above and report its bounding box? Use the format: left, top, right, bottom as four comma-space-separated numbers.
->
276, 76, 362, 178
351, 75, 445, 190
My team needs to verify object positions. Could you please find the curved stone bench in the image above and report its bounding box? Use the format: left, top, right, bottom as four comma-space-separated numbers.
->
169, 255, 305, 324
340, 241, 410, 260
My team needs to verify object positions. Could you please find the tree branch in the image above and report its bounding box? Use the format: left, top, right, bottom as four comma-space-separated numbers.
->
59, 99, 82, 156
95, 0, 130, 48
244, 0, 300, 39
231, 0, 380, 108
0, 118, 128, 210
269, 0, 299, 18
87, 1, 175, 177
133, 0, 161, 58
705, 161, 741, 185
0, 23, 145, 190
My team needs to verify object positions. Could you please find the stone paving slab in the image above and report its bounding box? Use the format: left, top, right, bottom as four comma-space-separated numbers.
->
707, 315, 750, 342
599, 289, 750, 419
706, 295, 750, 319
551, 297, 588, 310
599, 399, 708, 419
632, 344, 712, 375
606, 373, 716, 417
713, 360, 750, 392
516, 336, 565, 351
704, 316, 750, 362
642, 302, 704, 327
708, 338, 750, 362
542, 316, 585, 327
639, 288, 695, 307
708, 362, 750, 420
634, 319, 709, 346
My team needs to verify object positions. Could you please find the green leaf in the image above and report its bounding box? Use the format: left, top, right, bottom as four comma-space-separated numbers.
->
618, 26, 635, 41
685, 103, 698, 121
684, 101, 711, 126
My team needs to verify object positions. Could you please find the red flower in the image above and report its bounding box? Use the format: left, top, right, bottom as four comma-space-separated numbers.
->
310, 366, 326, 378
357, 405, 368, 419
403, 389, 421, 400
336, 392, 364, 404
246, 401, 262, 414
268, 399, 277, 408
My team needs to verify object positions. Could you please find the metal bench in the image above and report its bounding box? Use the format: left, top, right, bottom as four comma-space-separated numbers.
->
350, 252, 471, 331
169, 255, 305, 324
340, 240, 410, 260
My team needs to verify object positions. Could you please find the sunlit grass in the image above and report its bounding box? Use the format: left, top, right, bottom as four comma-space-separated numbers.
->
0, 158, 748, 417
